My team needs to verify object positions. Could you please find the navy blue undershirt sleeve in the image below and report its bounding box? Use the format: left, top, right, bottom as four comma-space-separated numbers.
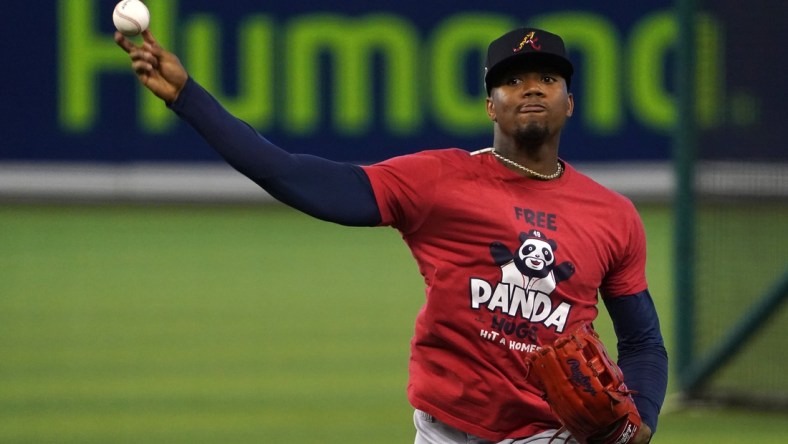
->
168, 77, 381, 227
603, 289, 668, 434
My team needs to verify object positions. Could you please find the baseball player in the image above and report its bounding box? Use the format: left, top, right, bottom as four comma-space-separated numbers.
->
116, 26, 667, 444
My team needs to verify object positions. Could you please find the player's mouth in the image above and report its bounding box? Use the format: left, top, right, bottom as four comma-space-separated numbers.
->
529, 259, 544, 268
519, 104, 546, 113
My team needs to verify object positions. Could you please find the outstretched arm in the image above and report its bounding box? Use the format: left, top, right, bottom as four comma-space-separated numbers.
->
115, 31, 381, 226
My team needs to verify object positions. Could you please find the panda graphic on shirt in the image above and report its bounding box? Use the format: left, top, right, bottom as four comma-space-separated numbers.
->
489, 229, 575, 297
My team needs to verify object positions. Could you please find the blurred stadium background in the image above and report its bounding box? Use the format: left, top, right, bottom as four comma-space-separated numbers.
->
1, 0, 786, 442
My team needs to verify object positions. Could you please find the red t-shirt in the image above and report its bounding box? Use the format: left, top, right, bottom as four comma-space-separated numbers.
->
362, 148, 648, 441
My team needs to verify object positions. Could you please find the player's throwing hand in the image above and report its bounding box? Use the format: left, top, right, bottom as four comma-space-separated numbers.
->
114, 30, 188, 103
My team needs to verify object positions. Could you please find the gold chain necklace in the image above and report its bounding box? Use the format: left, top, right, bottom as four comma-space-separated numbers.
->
491, 149, 563, 180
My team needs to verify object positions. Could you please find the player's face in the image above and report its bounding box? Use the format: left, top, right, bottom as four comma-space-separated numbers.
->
486, 64, 574, 142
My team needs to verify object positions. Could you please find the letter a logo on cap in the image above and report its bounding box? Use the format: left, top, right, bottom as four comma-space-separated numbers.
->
513, 31, 541, 53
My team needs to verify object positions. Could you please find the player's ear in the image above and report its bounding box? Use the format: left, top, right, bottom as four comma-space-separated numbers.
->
565, 92, 574, 118
486, 96, 497, 122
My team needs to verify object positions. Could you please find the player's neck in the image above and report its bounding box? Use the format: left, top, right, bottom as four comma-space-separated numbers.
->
492, 139, 560, 178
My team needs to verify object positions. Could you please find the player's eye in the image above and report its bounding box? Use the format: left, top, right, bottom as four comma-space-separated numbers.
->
542, 75, 556, 83
505, 76, 523, 86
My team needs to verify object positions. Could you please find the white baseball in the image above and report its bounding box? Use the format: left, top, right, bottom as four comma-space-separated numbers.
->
113, 0, 150, 37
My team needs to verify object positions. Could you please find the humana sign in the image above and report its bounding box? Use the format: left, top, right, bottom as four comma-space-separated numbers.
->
59, 0, 724, 137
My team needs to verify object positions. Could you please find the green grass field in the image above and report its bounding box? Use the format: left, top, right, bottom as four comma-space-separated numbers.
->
1, 204, 786, 443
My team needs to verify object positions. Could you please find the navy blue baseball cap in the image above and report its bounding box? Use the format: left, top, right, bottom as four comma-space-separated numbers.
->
484, 28, 574, 95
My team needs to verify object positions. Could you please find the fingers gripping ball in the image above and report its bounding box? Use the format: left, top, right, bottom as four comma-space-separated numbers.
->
524, 324, 641, 444
113, 0, 150, 37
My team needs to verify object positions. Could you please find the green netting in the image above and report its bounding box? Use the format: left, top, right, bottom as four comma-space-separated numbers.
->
676, 0, 788, 407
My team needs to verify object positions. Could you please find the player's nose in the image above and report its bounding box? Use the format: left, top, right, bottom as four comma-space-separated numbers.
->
522, 83, 545, 97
